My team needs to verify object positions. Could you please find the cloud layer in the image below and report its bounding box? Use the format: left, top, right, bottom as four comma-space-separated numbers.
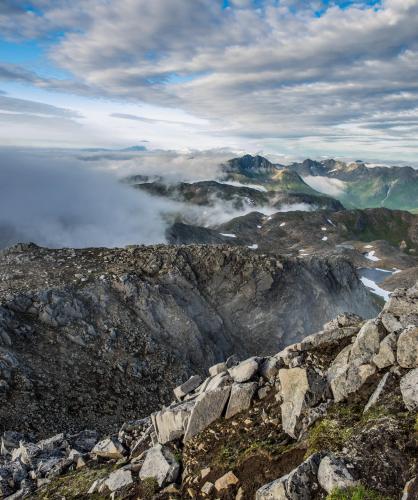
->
1, 1, 418, 159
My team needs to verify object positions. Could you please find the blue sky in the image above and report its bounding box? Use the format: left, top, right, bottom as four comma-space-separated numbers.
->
0, 0, 418, 163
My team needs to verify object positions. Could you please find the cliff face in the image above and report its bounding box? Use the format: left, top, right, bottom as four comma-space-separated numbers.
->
0, 244, 379, 436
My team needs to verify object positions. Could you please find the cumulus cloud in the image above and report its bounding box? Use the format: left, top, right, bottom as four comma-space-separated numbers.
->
2, 0, 418, 159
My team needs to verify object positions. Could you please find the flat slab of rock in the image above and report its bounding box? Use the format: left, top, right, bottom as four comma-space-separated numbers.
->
279, 367, 326, 438
139, 444, 179, 487
152, 401, 194, 444
184, 386, 231, 441
103, 469, 133, 492
228, 358, 259, 383
400, 368, 418, 411
364, 372, 392, 413
173, 375, 202, 401
225, 382, 257, 419
373, 333, 396, 369
214, 471, 239, 492
209, 362, 227, 376
256, 475, 288, 499
91, 438, 125, 459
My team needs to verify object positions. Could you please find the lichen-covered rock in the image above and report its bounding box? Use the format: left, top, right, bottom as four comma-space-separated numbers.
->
372, 333, 397, 369
214, 471, 239, 492
279, 367, 327, 438
256, 476, 288, 499
400, 369, 418, 410
397, 327, 418, 368
103, 468, 133, 492
364, 372, 392, 412
317, 454, 357, 493
139, 444, 179, 487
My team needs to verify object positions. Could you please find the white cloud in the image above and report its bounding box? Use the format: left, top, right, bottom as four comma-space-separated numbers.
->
303, 176, 347, 197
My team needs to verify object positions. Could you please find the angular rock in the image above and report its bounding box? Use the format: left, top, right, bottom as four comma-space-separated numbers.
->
225, 382, 257, 419
184, 386, 231, 441
151, 401, 194, 444
330, 363, 376, 403
91, 437, 125, 459
259, 357, 280, 381
139, 444, 179, 487
173, 375, 202, 401
286, 452, 322, 499
68, 430, 99, 453
103, 468, 133, 492
350, 320, 385, 365
201, 481, 214, 495
324, 313, 363, 330
209, 362, 227, 376
373, 333, 397, 369
256, 475, 288, 499
402, 476, 418, 500
37, 433, 64, 452
279, 367, 327, 438
317, 455, 357, 493
364, 372, 392, 412
204, 372, 233, 392
214, 471, 239, 492
228, 358, 259, 383
381, 312, 403, 334
397, 327, 418, 368
400, 368, 418, 411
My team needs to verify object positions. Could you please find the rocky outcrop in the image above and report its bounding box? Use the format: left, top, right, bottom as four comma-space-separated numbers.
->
0, 243, 378, 436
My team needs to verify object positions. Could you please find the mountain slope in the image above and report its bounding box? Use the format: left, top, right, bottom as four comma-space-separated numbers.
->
0, 243, 379, 436
289, 158, 418, 211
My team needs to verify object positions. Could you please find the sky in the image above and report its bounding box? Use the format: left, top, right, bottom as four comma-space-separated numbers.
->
0, 0, 418, 162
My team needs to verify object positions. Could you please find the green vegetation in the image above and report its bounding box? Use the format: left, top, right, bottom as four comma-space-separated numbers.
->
141, 477, 159, 498
326, 485, 392, 500
37, 464, 113, 499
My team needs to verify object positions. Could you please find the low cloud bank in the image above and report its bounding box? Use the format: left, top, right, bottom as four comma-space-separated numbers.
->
303, 175, 346, 197
0, 149, 176, 249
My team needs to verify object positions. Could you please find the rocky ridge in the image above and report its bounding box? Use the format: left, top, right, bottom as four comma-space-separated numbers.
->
0, 243, 378, 437
1, 282, 417, 498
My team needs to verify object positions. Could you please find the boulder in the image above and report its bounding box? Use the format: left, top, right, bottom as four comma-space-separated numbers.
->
259, 357, 280, 381
184, 386, 231, 441
37, 433, 65, 452
317, 455, 357, 493
214, 471, 239, 492
173, 375, 202, 401
228, 358, 259, 383
151, 401, 194, 444
256, 453, 322, 500
201, 481, 214, 495
209, 362, 227, 376
380, 312, 403, 334
91, 437, 125, 459
279, 367, 327, 438
397, 327, 418, 368
103, 468, 133, 492
204, 372, 233, 392
400, 368, 418, 411
225, 382, 257, 419
350, 320, 385, 365
68, 430, 99, 453
13, 442, 41, 467
256, 475, 288, 499
373, 333, 397, 369
286, 453, 322, 499
139, 444, 179, 487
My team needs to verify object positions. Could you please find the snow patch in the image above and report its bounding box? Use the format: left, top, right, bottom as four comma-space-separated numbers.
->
247, 244, 258, 250
364, 250, 380, 262
322, 236, 328, 241
220, 233, 236, 238
360, 277, 390, 301
279, 222, 286, 227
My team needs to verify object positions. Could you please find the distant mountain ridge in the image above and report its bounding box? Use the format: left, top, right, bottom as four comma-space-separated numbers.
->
287, 157, 418, 212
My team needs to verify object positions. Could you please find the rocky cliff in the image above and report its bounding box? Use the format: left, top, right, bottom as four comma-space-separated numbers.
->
0, 243, 379, 438
1, 281, 417, 499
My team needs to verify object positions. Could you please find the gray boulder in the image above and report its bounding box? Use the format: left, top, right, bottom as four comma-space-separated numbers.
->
225, 382, 257, 419
103, 468, 133, 492
256, 475, 288, 499
400, 368, 418, 411
209, 362, 227, 376
317, 455, 357, 493
397, 327, 418, 368
228, 358, 259, 383
184, 386, 231, 441
364, 372, 392, 413
139, 444, 179, 487
279, 367, 327, 438
91, 437, 125, 459
286, 453, 322, 499
373, 333, 397, 369
151, 401, 194, 444
173, 375, 202, 401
